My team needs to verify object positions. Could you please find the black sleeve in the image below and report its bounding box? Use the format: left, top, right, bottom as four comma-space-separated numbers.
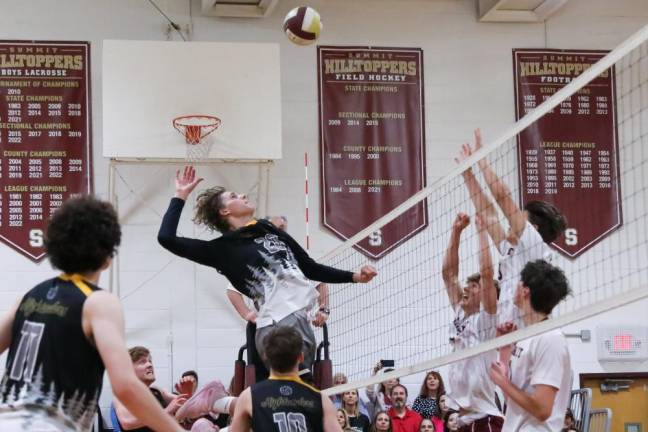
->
157, 198, 219, 268
271, 224, 355, 283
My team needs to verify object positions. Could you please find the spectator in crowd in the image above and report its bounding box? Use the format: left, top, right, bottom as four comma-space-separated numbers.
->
371, 410, 393, 432
174, 370, 234, 430
338, 408, 355, 432
367, 363, 400, 418
419, 419, 436, 432
343, 389, 372, 432
561, 408, 577, 432
411, 371, 445, 422
489, 260, 572, 431
333, 372, 370, 417
388, 384, 422, 432
113, 346, 189, 431
444, 410, 460, 432
175, 370, 198, 396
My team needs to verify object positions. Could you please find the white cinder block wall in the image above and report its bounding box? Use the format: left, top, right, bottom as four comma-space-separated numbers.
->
1, 0, 647, 416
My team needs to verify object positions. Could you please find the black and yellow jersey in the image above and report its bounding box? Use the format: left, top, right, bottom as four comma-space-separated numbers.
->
251, 375, 324, 432
0, 274, 105, 431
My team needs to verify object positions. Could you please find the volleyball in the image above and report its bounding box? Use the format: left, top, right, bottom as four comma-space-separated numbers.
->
283, 6, 322, 46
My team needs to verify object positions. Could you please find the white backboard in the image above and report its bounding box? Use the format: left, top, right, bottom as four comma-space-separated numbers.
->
102, 40, 282, 160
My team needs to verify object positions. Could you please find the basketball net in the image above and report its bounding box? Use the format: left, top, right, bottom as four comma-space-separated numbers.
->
173, 115, 221, 163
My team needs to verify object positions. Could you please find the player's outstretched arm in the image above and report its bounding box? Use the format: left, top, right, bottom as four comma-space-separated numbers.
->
278, 227, 377, 284
158, 166, 215, 266
455, 132, 507, 246
84, 291, 184, 432
322, 394, 344, 432
442, 213, 469, 309
229, 387, 253, 432
475, 215, 497, 314
472, 129, 526, 241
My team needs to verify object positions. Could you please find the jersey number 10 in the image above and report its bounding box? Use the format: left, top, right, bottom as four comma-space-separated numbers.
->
273, 412, 308, 432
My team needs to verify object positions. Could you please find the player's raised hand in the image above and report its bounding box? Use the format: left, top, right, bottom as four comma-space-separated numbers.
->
175, 165, 203, 200
473, 128, 489, 170
353, 265, 377, 283
452, 212, 470, 233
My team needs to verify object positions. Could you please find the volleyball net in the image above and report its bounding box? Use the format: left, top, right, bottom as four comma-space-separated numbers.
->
319, 24, 648, 395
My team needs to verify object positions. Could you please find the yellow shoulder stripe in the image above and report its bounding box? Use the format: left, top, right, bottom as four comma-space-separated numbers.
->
59, 273, 93, 297
269, 375, 321, 394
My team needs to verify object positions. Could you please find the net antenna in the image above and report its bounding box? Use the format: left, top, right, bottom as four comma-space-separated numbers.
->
172, 114, 221, 162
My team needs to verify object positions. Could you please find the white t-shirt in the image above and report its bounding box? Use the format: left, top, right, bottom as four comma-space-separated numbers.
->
226, 281, 320, 328
497, 221, 553, 325
503, 329, 571, 432
448, 306, 501, 423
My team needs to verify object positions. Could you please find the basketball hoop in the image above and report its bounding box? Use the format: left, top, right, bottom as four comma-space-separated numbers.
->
173, 114, 221, 161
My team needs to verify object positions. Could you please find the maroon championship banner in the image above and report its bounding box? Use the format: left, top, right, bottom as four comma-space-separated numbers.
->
514, 49, 621, 258
0, 41, 92, 262
318, 47, 427, 259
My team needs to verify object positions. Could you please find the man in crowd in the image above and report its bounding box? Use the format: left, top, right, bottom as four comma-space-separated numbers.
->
388, 384, 422, 432
114, 347, 234, 432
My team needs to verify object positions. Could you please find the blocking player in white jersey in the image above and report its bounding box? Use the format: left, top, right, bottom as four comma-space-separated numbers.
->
456, 129, 567, 328
442, 213, 503, 432
489, 260, 572, 431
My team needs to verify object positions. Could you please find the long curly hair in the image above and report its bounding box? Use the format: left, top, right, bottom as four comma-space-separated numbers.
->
193, 186, 230, 232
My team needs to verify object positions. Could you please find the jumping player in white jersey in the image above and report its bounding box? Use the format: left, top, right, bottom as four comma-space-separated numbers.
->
442, 213, 503, 431
456, 129, 567, 329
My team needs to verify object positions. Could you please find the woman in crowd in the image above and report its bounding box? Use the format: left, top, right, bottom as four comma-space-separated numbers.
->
419, 418, 436, 432
370, 410, 392, 432
443, 410, 460, 432
366, 362, 400, 418
333, 372, 370, 417
343, 389, 372, 432
337, 408, 355, 432
412, 371, 445, 420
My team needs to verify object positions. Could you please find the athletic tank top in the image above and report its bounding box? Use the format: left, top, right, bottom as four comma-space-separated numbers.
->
0, 275, 105, 431
251, 375, 323, 432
